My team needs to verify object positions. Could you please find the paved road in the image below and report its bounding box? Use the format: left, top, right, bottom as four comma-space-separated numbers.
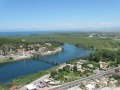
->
50, 67, 120, 90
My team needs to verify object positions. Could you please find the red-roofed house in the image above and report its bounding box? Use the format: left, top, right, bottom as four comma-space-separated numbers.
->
10, 85, 17, 90
114, 72, 120, 76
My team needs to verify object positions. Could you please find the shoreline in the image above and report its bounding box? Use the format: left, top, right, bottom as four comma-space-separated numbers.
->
0, 57, 31, 64
0, 47, 63, 64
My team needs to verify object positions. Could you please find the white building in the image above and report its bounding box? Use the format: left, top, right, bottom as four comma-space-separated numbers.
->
77, 65, 82, 71
26, 84, 37, 90
49, 81, 61, 85
99, 61, 108, 70
85, 84, 95, 90
87, 64, 93, 68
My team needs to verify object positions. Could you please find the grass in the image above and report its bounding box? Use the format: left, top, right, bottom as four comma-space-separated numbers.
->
0, 85, 9, 90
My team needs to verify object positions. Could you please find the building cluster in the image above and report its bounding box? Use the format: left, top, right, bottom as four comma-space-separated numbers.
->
58, 60, 108, 74
88, 33, 120, 39
81, 75, 118, 90
23, 77, 61, 90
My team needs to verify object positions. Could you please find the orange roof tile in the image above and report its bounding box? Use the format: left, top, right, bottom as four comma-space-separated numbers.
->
115, 72, 120, 76
10, 85, 17, 90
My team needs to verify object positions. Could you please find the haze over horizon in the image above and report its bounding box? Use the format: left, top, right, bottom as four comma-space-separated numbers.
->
0, 0, 120, 32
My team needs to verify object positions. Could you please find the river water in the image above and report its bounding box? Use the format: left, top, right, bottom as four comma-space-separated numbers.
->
0, 43, 92, 84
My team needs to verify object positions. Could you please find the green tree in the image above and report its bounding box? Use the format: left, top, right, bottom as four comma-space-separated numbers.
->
73, 65, 77, 72
58, 69, 63, 73
50, 70, 57, 77
63, 65, 70, 73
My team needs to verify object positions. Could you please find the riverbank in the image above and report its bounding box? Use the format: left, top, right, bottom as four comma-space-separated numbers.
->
0, 47, 62, 64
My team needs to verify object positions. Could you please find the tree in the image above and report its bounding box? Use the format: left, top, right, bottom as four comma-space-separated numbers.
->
73, 65, 77, 72
9, 57, 13, 60
63, 65, 70, 73
58, 69, 63, 73
50, 70, 57, 77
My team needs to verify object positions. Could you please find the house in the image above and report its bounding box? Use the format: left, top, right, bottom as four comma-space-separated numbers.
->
10, 85, 17, 90
87, 64, 93, 68
77, 65, 82, 71
103, 81, 108, 87
95, 79, 99, 83
99, 61, 108, 70
76, 62, 83, 71
76, 62, 83, 65
114, 72, 120, 76
44, 79, 50, 83
26, 84, 37, 90
85, 84, 95, 90
49, 81, 61, 85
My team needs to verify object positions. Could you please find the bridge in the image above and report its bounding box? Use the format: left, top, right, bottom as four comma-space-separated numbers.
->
50, 67, 120, 90
34, 58, 61, 65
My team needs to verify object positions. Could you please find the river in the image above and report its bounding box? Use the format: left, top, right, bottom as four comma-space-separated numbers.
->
0, 43, 92, 84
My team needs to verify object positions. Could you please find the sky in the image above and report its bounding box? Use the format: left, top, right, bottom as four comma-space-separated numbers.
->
0, 0, 120, 31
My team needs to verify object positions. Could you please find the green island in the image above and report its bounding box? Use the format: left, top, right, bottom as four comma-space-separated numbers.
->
0, 32, 120, 89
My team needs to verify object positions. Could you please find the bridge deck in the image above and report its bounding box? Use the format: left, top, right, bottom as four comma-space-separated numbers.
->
34, 58, 61, 65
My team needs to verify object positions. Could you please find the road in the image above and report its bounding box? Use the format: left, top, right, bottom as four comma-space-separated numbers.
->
50, 67, 120, 90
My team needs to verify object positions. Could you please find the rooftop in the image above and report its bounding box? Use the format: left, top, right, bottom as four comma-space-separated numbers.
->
114, 72, 120, 76
26, 84, 36, 90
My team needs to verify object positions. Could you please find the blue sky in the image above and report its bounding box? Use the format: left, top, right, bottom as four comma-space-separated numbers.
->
0, 0, 120, 31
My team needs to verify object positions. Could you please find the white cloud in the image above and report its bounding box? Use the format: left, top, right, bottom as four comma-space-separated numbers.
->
0, 21, 120, 30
